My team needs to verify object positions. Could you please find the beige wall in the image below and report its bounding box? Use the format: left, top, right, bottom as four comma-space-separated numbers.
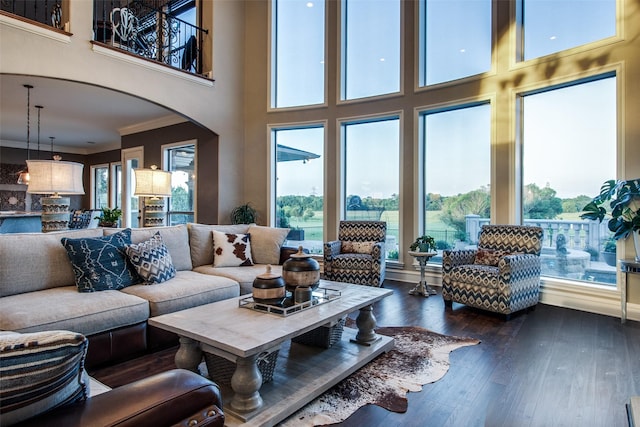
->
242, 1, 640, 290
0, 0, 245, 223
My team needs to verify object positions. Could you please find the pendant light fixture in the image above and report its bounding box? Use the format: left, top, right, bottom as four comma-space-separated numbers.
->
35, 105, 43, 159
16, 84, 33, 184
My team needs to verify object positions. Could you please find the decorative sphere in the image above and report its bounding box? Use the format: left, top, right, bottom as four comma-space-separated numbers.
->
282, 246, 320, 292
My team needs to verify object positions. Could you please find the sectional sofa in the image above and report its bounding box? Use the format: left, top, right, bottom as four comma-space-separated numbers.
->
0, 222, 293, 368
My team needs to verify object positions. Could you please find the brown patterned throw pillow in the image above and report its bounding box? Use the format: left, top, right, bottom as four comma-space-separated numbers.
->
474, 248, 510, 266
341, 241, 376, 254
212, 230, 253, 267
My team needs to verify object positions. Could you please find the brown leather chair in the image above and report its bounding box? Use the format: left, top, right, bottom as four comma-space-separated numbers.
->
15, 369, 225, 427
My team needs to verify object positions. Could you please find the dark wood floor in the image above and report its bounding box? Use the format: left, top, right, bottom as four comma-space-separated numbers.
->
91, 280, 640, 426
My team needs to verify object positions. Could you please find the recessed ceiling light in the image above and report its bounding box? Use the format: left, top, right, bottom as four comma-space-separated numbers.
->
550, 35, 557, 40
307, 2, 313, 7
459, 49, 466, 53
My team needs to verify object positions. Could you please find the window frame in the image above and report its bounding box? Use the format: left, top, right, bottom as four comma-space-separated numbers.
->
268, 122, 327, 247
338, 112, 402, 260
162, 140, 197, 225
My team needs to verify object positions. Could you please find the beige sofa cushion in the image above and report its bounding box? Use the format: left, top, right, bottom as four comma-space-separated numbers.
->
247, 225, 289, 265
120, 270, 240, 316
194, 264, 283, 295
0, 287, 149, 336
104, 225, 192, 271
187, 223, 250, 268
0, 229, 103, 297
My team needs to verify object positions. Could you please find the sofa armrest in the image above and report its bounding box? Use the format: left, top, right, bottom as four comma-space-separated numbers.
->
442, 249, 478, 270
16, 369, 224, 427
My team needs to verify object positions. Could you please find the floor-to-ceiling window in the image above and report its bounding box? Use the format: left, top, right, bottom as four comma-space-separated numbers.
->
341, 116, 400, 259
419, 103, 491, 263
520, 75, 617, 286
272, 125, 325, 253
262, 0, 630, 302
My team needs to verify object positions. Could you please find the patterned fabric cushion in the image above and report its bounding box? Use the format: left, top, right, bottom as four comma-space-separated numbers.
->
341, 241, 375, 254
0, 330, 89, 425
212, 230, 253, 267
474, 248, 510, 266
125, 232, 176, 284
61, 228, 141, 292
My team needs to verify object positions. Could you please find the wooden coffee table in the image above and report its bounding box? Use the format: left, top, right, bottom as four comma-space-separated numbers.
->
149, 280, 393, 426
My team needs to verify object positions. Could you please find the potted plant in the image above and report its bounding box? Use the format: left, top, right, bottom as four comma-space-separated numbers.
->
95, 207, 122, 228
580, 178, 640, 261
601, 238, 617, 267
230, 202, 257, 224
409, 235, 437, 252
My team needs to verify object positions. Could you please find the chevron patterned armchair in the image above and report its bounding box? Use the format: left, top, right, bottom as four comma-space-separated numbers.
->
442, 225, 544, 319
324, 221, 387, 287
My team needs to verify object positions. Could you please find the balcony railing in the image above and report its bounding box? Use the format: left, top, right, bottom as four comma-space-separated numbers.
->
1, 0, 64, 29
464, 215, 610, 252
93, 0, 208, 74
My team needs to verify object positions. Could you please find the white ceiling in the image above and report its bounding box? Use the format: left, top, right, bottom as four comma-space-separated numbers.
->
0, 75, 186, 155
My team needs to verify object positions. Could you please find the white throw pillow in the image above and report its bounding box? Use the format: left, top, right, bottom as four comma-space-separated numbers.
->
212, 230, 253, 267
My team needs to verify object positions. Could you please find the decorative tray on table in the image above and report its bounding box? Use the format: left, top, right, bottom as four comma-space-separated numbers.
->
239, 288, 341, 317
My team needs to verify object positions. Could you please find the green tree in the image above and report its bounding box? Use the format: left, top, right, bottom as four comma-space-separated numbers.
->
171, 187, 190, 211
562, 195, 592, 214
425, 193, 443, 211
303, 208, 315, 221
440, 187, 490, 237
523, 183, 563, 219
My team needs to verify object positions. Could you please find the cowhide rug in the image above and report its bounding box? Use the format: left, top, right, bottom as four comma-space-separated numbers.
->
279, 325, 480, 427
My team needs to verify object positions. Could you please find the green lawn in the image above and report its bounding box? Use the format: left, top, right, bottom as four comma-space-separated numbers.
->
289, 210, 455, 244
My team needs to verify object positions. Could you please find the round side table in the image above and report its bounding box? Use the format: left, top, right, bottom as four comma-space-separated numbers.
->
408, 251, 438, 297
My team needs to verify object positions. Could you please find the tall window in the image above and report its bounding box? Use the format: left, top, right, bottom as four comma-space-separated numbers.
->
420, 104, 491, 264
90, 162, 121, 210
342, 117, 399, 259
341, 0, 400, 100
419, 0, 491, 86
521, 76, 616, 286
520, 0, 615, 61
272, 126, 325, 253
91, 165, 109, 209
165, 142, 196, 225
271, 0, 325, 108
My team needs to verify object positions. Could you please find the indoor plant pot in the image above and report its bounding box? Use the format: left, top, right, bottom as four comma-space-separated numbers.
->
95, 207, 122, 228
409, 235, 437, 253
230, 202, 257, 224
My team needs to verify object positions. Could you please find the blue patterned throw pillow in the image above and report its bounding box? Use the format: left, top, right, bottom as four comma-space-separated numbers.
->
125, 232, 176, 284
61, 228, 141, 292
